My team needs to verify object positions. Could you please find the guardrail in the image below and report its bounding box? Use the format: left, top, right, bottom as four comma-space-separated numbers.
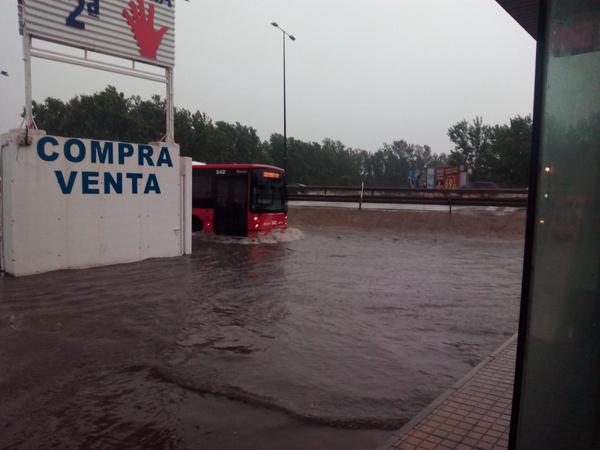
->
287, 185, 528, 212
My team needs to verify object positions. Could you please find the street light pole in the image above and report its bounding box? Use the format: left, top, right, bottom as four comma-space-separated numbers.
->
271, 22, 295, 174
282, 30, 287, 173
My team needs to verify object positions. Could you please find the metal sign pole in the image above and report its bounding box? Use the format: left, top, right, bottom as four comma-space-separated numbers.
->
22, 32, 33, 127
166, 67, 175, 144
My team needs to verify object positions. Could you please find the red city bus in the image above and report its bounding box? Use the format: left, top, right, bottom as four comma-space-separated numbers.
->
192, 163, 288, 236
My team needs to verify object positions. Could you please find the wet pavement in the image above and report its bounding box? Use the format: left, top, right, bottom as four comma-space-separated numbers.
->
0, 228, 523, 449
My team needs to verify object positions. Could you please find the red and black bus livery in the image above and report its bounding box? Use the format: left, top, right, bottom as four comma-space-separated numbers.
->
192, 163, 288, 237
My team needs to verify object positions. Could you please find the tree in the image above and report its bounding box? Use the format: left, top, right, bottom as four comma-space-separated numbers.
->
487, 115, 532, 187
31, 85, 454, 187
361, 140, 444, 186
447, 115, 532, 187
430, 152, 449, 167
447, 116, 493, 179
30, 97, 68, 136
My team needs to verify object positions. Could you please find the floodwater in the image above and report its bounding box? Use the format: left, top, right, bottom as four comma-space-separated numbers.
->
0, 228, 523, 450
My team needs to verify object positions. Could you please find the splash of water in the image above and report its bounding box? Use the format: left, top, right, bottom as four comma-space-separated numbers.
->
193, 228, 304, 245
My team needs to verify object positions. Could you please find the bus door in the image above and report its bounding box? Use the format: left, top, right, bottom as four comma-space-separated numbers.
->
214, 175, 248, 236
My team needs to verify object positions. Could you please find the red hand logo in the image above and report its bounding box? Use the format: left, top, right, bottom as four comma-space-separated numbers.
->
122, 0, 169, 60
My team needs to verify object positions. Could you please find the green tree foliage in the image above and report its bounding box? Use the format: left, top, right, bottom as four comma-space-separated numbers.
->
447, 116, 532, 187
488, 116, 532, 187
32, 86, 530, 187
32, 86, 272, 165
447, 116, 493, 178
362, 141, 447, 186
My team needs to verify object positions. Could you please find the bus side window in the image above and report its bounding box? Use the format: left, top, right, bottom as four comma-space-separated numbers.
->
192, 173, 214, 208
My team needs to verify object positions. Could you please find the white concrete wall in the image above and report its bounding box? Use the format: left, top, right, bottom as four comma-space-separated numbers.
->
1, 130, 190, 276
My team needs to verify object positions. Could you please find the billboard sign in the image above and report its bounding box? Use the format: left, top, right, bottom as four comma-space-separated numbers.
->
433, 166, 469, 189
443, 166, 459, 189
19, 0, 175, 67
426, 167, 435, 189
1, 130, 191, 276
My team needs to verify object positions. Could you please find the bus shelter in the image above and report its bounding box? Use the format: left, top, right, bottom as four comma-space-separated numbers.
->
497, 1, 600, 448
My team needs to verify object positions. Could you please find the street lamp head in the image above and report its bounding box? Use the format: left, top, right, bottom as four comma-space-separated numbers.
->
289, 35, 296, 41
271, 22, 278, 27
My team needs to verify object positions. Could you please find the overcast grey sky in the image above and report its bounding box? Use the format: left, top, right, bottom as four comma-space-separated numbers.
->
0, 0, 536, 154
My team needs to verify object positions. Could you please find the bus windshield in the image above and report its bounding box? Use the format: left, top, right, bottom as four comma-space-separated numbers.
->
251, 169, 287, 213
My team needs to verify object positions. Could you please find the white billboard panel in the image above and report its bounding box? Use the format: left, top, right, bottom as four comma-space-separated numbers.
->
20, 0, 175, 68
1, 130, 191, 276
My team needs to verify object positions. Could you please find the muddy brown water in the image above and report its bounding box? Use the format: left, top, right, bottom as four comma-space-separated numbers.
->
0, 220, 523, 449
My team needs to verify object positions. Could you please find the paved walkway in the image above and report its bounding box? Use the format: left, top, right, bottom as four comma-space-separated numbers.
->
380, 335, 517, 450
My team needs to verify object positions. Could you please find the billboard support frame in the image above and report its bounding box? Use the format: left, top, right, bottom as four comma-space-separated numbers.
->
166, 67, 174, 144
22, 31, 33, 128
29, 45, 168, 84
21, 36, 175, 144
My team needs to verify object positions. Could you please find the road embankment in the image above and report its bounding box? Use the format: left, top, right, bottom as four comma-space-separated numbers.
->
288, 205, 526, 240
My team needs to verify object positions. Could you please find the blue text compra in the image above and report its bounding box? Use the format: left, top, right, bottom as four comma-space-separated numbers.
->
36, 136, 173, 195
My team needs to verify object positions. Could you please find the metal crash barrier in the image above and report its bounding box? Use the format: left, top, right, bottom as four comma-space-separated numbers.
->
287, 185, 528, 212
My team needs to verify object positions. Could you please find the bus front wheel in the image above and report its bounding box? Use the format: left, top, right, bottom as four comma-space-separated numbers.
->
192, 216, 203, 232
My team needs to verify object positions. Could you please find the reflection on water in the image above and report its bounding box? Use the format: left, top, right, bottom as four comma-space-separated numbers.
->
0, 230, 522, 449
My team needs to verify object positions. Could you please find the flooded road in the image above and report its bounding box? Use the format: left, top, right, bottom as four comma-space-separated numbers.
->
0, 228, 523, 449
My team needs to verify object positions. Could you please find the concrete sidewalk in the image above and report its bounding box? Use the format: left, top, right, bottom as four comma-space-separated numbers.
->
380, 335, 517, 450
